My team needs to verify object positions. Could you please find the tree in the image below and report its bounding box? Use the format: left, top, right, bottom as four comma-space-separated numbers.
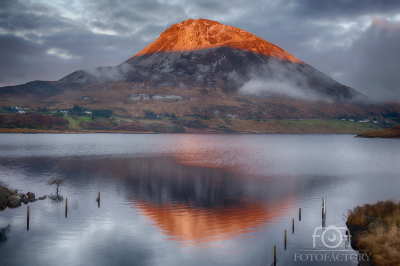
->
144, 110, 156, 119
46, 178, 65, 194
92, 109, 113, 118
72, 104, 82, 113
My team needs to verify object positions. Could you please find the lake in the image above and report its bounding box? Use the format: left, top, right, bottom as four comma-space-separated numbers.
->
0, 133, 399, 266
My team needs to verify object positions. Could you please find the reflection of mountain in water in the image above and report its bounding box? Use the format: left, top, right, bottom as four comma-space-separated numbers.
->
135, 200, 289, 245
120, 157, 294, 244
0, 156, 296, 244
124, 157, 246, 207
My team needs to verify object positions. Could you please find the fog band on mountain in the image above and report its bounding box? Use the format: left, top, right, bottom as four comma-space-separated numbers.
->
238, 78, 332, 102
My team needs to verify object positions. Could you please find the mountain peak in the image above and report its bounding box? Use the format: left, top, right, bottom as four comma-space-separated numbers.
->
131, 18, 303, 64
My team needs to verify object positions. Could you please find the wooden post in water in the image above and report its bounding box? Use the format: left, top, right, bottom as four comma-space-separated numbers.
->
65, 198, 68, 218
284, 230, 287, 250
27, 205, 29, 231
97, 192, 100, 208
292, 219, 294, 234
322, 197, 326, 228
299, 208, 301, 221
274, 245, 276, 266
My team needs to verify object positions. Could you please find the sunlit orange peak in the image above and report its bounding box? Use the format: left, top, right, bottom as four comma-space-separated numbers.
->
132, 18, 303, 63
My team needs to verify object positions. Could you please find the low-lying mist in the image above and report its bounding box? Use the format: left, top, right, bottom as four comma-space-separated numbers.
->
238, 78, 332, 102
85, 63, 133, 82
237, 58, 337, 102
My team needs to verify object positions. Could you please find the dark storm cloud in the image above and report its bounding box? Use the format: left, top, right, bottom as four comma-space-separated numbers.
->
0, 0, 400, 101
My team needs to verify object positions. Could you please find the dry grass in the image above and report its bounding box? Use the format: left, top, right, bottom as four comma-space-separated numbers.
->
348, 200, 400, 226
358, 224, 400, 266
348, 200, 400, 266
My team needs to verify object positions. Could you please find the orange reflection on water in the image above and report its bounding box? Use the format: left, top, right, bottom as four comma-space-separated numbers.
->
135, 199, 294, 246
170, 135, 258, 175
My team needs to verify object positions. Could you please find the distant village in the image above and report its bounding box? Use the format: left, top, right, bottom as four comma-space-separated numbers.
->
341, 118, 389, 124
5, 105, 92, 116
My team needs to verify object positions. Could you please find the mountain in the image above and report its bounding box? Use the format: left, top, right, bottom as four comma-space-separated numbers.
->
60, 18, 360, 101
1, 18, 399, 124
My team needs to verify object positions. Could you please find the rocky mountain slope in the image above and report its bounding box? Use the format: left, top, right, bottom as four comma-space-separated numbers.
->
61, 18, 361, 101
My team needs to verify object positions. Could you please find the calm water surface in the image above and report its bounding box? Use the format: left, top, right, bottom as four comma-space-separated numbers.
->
0, 134, 399, 266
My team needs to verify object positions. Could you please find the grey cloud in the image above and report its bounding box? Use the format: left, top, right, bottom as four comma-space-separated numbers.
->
286, 0, 400, 19
135, 24, 169, 42
90, 21, 131, 34
228, 1, 400, 102
346, 19, 400, 102
84, 0, 185, 26
196, 1, 224, 10
0, 0, 74, 34
0, 34, 45, 59
109, 9, 145, 23
0, 0, 150, 85
0, 34, 47, 83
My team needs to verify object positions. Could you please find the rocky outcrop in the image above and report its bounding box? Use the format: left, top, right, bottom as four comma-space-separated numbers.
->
8, 195, 22, 207
0, 185, 46, 210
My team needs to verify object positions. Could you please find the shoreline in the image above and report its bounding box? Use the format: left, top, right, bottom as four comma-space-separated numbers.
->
0, 128, 360, 135
0, 128, 153, 134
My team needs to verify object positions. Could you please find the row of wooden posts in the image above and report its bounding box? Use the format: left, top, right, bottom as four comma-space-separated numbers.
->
26, 193, 327, 265
27, 192, 101, 231
273, 198, 326, 265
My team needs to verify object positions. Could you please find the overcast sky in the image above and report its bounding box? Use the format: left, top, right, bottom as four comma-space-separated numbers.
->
1, 0, 400, 101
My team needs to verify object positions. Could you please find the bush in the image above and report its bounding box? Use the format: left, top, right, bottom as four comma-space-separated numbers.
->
0, 113, 68, 129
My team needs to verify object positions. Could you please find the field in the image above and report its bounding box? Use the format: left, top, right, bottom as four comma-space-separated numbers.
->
0, 111, 384, 134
